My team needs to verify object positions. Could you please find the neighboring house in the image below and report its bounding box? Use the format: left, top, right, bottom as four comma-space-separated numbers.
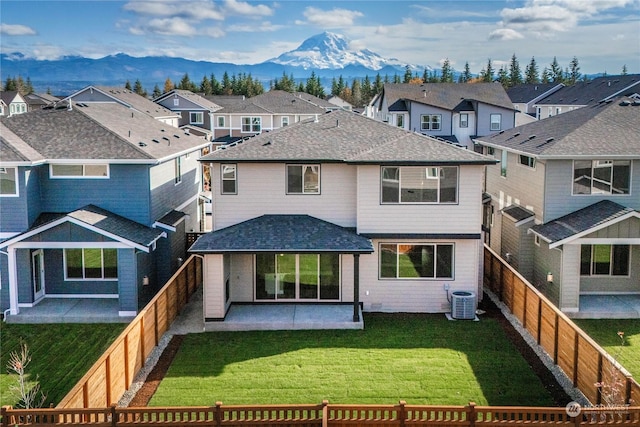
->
154, 89, 222, 137
326, 95, 353, 111
369, 83, 516, 150
0, 101, 211, 321
475, 97, 640, 318
66, 85, 180, 126
0, 99, 6, 116
24, 93, 60, 111
190, 109, 495, 327
534, 74, 639, 120
208, 90, 327, 144
0, 91, 28, 116
506, 83, 564, 125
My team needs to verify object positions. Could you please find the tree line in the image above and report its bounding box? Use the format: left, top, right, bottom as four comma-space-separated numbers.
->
3, 54, 630, 109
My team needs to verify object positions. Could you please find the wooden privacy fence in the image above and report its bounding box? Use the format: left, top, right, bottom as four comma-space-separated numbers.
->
55, 255, 203, 409
3, 401, 640, 427
483, 245, 640, 406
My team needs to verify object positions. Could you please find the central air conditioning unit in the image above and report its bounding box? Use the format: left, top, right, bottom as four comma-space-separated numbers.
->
450, 291, 476, 320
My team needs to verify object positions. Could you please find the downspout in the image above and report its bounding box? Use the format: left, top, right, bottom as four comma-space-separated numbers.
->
1, 250, 10, 320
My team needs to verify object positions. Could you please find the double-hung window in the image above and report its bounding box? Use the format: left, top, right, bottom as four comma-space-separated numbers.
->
381, 166, 457, 203
420, 114, 442, 131
0, 167, 18, 196
287, 164, 319, 194
217, 116, 225, 127
221, 164, 237, 194
396, 115, 404, 128
490, 114, 502, 131
519, 155, 535, 168
573, 160, 630, 195
459, 113, 469, 128
50, 164, 109, 178
380, 243, 454, 279
65, 248, 118, 280
580, 245, 630, 276
241, 116, 261, 133
281, 117, 289, 127
190, 112, 204, 124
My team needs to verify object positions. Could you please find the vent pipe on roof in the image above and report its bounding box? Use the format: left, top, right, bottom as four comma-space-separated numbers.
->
67, 99, 73, 111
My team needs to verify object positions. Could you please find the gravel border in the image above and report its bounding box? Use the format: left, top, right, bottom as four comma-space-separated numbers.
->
484, 289, 590, 406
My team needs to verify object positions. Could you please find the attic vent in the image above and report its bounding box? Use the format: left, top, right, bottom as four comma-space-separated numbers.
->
545, 137, 554, 143
173, 134, 180, 138
161, 128, 165, 132
262, 141, 272, 146
152, 139, 160, 143
513, 132, 520, 137
162, 137, 170, 141
620, 100, 631, 106
632, 100, 640, 107
528, 135, 536, 140
138, 142, 147, 147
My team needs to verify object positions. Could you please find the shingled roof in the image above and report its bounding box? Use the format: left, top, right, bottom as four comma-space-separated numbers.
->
210, 90, 328, 115
201, 109, 495, 165
379, 82, 514, 112
536, 74, 640, 106
474, 97, 640, 158
189, 214, 374, 254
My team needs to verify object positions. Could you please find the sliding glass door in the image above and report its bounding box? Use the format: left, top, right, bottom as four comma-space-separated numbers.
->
255, 253, 339, 301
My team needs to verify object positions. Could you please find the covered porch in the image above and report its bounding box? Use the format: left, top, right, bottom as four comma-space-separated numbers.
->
3, 297, 133, 324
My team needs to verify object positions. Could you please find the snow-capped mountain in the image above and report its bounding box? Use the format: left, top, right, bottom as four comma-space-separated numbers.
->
267, 32, 408, 71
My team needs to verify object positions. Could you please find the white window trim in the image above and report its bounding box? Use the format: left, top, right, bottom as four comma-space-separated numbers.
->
0, 167, 19, 197
241, 116, 262, 133
571, 159, 632, 196
420, 114, 442, 131
63, 248, 118, 281
580, 244, 631, 277
381, 166, 459, 204
281, 116, 289, 127
490, 113, 502, 131
518, 155, 536, 169
221, 164, 237, 195
217, 116, 225, 127
379, 242, 455, 280
190, 111, 204, 124
50, 164, 110, 179
286, 164, 320, 195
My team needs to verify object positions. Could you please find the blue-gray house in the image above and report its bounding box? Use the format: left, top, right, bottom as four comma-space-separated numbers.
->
0, 101, 210, 322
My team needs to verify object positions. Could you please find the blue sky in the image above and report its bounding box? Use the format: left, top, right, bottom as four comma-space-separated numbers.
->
1, 0, 638, 75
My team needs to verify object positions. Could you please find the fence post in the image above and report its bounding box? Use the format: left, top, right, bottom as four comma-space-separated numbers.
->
398, 401, 406, 427
467, 402, 476, 427
215, 401, 222, 427
322, 400, 329, 427
110, 404, 117, 427
1, 406, 10, 427
625, 375, 632, 405
553, 312, 559, 364
596, 353, 603, 405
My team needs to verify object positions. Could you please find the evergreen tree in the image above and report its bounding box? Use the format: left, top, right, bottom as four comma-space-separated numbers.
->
621, 64, 628, 75
373, 73, 383, 96
549, 56, 563, 83
567, 56, 581, 85
178, 73, 197, 92
361, 75, 371, 104
221, 72, 232, 95
124, 80, 132, 90
393, 74, 401, 84
46, 87, 52, 95
497, 66, 509, 88
163, 77, 174, 93
210, 73, 221, 95
332, 75, 346, 96
541, 67, 550, 84
133, 79, 147, 97
459, 62, 472, 83
440, 58, 453, 83
4, 76, 16, 91
524, 57, 539, 84
351, 78, 362, 107
305, 71, 322, 97
200, 75, 212, 95
481, 59, 494, 82
152, 84, 162, 99
508, 53, 522, 88
25, 77, 34, 94
422, 68, 429, 83
403, 65, 412, 83
297, 82, 305, 92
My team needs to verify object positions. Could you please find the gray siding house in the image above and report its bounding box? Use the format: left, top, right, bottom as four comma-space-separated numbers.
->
475, 97, 640, 318
368, 83, 516, 150
191, 109, 495, 329
154, 89, 222, 138
0, 101, 210, 322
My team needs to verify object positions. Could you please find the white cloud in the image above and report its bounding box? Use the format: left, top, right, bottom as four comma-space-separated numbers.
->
0, 23, 37, 36
234, 21, 283, 32
143, 18, 198, 36
488, 28, 525, 40
300, 7, 364, 28
123, 1, 224, 21
203, 27, 226, 38
223, 0, 273, 17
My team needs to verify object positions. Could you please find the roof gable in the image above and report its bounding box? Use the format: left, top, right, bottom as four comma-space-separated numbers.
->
536, 74, 640, 106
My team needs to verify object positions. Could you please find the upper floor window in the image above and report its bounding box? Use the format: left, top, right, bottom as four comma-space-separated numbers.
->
397, 115, 404, 128
221, 164, 237, 194
519, 155, 536, 169
573, 160, 630, 195
556, 107, 561, 115
380, 243, 454, 279
420, 114, 441, 131
381, 166, 458, 204
50, 164, 109, 179
0, 167, 18, 196
580, 245, 629, 276
242, 116, 261, 133
65, 248, 118, 280
459, 113, 469, 128
217, 116, 225, 127
536, 107, 541, 119
190, 112, 204, 124
287, 164, 319, 194
281, 116, 289, 127
174, 156, 182, 184
173, 98, 179, 106
490, 114, 502, 131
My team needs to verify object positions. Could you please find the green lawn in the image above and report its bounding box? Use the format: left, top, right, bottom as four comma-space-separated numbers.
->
0, 323, 125, 408
574, 319, 640, 379
150, 313, 556, 407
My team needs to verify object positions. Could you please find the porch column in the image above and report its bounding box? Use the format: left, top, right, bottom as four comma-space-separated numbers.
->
7, 246, 19, 315
353, 254, 360, 322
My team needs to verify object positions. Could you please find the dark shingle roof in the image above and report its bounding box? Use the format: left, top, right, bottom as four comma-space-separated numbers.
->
156, 210, 186, 228
506, 84, 563, 103
475, 98, 640, 158
155, 89, 222, 112
201, 109, 495, 165
90, 86, 179, 119
189, 214, 374, 253
211, 91, 327, 115
502, 205, 535, 224
530, 201, 638, 247
536, 74, 639, 105
380, 82, 514, 111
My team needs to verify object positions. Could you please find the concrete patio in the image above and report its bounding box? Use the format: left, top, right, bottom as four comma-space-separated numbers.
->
4, 298, 134, 324
568, 294, 640, 319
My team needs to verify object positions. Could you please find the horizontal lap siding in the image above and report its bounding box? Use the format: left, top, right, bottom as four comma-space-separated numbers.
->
204, 254, 224, 319
150, 155, 199, 225
359, 239, 479, 313
212, 163, 357, 229
356, 165, 484, 234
